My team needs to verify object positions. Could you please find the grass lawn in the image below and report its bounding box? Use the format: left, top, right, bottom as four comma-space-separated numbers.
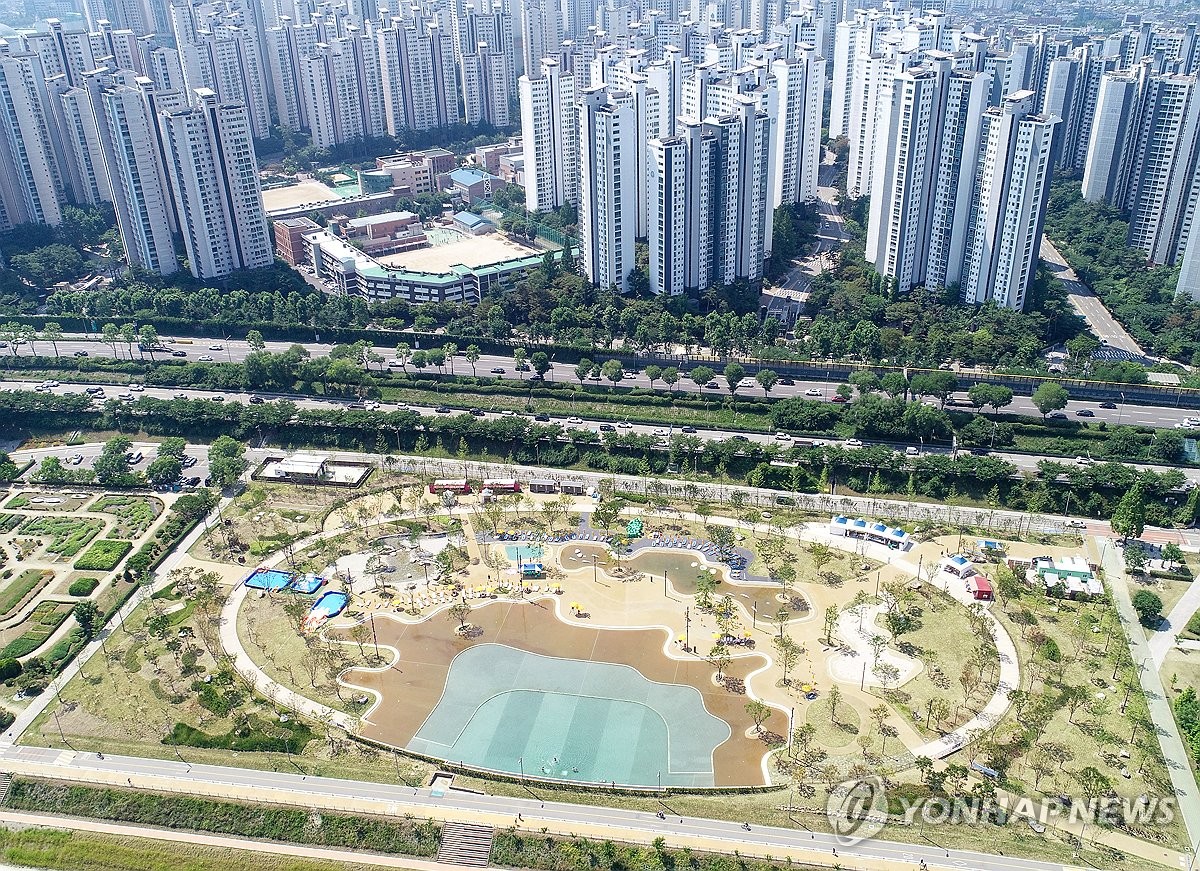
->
1148, 576, 1194, 622
91, 495, 162, 539
803, 695, 861, 752
873, 584, 997, 739
0, 827, 382, 871
237, 594, 375, 715
1162, 648, 1200, 698
987, 577, 1186, 851
18, 515, 104, 558
0, 568, 52, 616
193, 483, 330, 563
73, 539, 133, 571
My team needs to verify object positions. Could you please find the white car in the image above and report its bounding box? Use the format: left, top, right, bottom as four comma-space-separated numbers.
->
365, 401, 381, 410
618, 420, 634, 429
68, 454, 83, 465
1075, 456, 1092, 466
804, 388, 822, 397
117, 392, 134, 401
1184, 417, 1200, 427
844, 438, 864, 448
905, 446, 921, 456
774, 431, 792, 441
567, 416, 584, 424
129, 383, 144, 392
198, 355, 214, 362
653, 428, 667, 437
208, 344, 224, 351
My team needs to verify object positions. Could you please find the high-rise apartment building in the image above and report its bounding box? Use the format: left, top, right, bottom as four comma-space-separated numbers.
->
0, 52, 64, 228
158, 88, 272, 278
961, 90, 1058, 310
578, 86, 636, 293
519, 58, 578, 212
770, 46, 825, 207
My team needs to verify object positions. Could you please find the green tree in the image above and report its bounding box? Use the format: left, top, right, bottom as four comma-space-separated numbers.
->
531, 351, 551, 378
601, 358, 624, 389
208, 435, 248, 489
967, 383, 1014, 416
146, 455, 183, 486
690, 366, 716, 394
574, 358, 593, 386
1031, 382, 1069, 419
644, 364, 662, 389
1132, 589, 1163, 627
744, 699, 772, 733
909, 371, 958, 406
756, 368, 778, 396
101, 323, 120, 359
92, 435, 133, 485
42, 322, 63, 357
1110, 483, 1146, 541
246, 330, 266, 353
723, 362, 745, 402
661, 366, 680, 391
465, 344, 481, 376
880, 372, 909, 398
72, 601, 102, 639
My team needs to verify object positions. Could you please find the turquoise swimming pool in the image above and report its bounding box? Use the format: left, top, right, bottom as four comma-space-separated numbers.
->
308, 590, 349, 620
245, 569, 292, 591
505, 544, 544, 561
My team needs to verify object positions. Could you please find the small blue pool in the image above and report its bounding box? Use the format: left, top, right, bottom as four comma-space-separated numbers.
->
505, 544, 544, 560
308, 590, 349, 621
245, 569, 293, 591
289, 574, 325, 594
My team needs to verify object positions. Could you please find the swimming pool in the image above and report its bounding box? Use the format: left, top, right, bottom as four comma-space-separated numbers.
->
505, 544, 544, 561
308, 590, 349, 621
290, 574, 325, 594
245, 569, 293, 591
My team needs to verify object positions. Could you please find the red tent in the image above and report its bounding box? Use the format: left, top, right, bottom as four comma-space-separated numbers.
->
967, 575, 994, 601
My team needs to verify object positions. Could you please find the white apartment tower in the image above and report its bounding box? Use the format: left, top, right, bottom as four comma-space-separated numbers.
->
0, 53, 64, 228
648, 121, 717, 295
578, 86, 636, 293
519, 58, 578, 212
158, 88, 272, 279
770, 46, 824, 208
961, 90, 1059, 310
377, 17, 460, 134
101, 81, 178, 275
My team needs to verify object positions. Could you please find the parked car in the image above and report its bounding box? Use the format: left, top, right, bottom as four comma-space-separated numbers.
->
68, 454, 84, 465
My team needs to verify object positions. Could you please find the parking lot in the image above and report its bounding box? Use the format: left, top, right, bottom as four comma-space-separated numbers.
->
12, 441, 212, 489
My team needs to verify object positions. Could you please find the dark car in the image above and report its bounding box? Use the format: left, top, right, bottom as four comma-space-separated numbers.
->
73, 349, 89, 357
490, 367, 506, 374
1075, 409, 1095, 417
469, 407, 486, 416
1047, 411, 1067, 420
347, 402, 366, 409
730, 435, 750, 442
435, 405, 451, 413
599, 423, 616, 432
249, 395, 265, 404
777, 377, 794, 386
171, 350, 187, 357
533, 413, 550, 422
681, 425, 697, 433
1099, 401, 1118, 409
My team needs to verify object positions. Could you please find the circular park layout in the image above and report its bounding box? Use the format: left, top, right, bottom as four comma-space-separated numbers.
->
219, 481, 1044, 792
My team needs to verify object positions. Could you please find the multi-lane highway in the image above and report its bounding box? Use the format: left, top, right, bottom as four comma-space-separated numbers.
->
8, 335, 1200, 431
8, 379, 1200, 488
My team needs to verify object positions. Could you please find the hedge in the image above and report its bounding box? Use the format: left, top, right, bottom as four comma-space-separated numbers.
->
73, 540, 132, 571
6, 780, 442, 856
67, 577, 100, 597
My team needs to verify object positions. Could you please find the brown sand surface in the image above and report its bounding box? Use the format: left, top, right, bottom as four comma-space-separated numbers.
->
338, 600, 771, 785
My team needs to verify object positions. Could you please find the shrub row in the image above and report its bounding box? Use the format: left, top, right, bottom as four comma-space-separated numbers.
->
67, 577, 99, 597
7, 779, 442, 856
73, 539, 132, 571
125, 491, 215, 577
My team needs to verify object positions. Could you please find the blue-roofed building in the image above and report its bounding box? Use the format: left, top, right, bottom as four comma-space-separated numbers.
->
453, 210, 494, 235
441, 167, 507, 200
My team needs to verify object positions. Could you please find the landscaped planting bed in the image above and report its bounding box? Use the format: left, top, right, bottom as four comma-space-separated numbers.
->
91, 495, 162, 539
67, 577, 100, 597
0, 602, 72, 658
73, 539, 132, 572
18, 516, 103, 557
0, 513, 21, 532
0, 569, 51, 616
6, 779, 442, 856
